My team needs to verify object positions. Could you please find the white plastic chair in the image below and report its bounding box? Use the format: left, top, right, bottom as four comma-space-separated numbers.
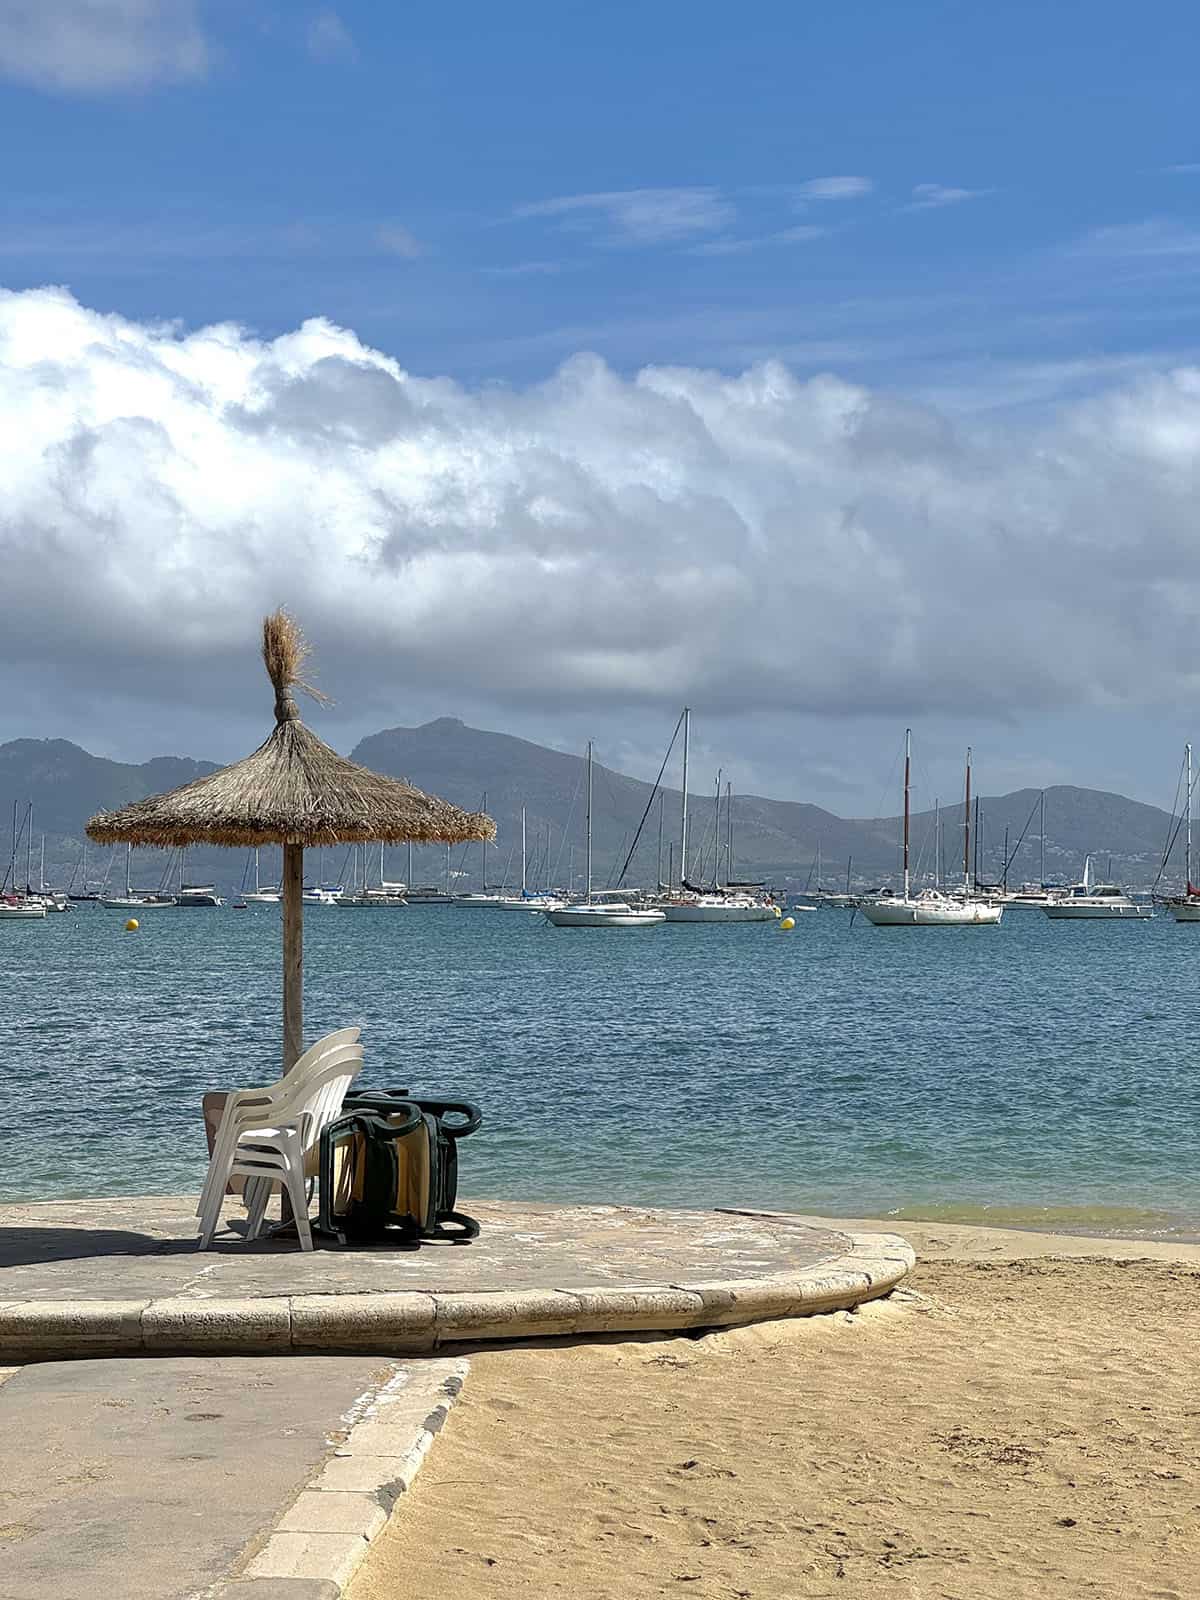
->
195, 1027, 360, 1225
197, 1030, 364, 1252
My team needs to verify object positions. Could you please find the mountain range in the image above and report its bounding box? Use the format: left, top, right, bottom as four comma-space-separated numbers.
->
0, 719, 1186, 896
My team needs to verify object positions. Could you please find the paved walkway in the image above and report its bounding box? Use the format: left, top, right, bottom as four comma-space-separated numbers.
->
0, 1352, 465, 1600
0, 1197, 913, 1357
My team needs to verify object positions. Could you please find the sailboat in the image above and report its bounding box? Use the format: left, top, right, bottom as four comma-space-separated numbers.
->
544, 743, 665, 927
243, 847, 282, 904
661, 755, 775, 922
859, 734, 1004, 926
1170, 745, 1200, 922
492, 807, 565, 909
100, 845, 176, 909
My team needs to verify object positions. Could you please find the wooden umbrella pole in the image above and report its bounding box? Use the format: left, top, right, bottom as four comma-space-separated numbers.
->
282, 842, 304, 1073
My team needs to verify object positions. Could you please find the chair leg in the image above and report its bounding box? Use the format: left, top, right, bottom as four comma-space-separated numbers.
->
283, 1160, 313, 1252
197, 1190, 222, 1249
244, 1177, 273, 1239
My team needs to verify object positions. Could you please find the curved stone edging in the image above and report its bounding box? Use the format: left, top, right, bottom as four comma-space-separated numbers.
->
0, 1230, 914, 1360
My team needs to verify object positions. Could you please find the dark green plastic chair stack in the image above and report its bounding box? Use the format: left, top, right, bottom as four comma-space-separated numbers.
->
316, 1088, 482, 1246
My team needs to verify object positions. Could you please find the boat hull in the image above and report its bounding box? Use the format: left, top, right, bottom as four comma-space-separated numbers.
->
0, 903, 46, 920
1173, 901, 1200, 922
859, 899, 1003, 926
1043, 903, 1152, 919
544, 907, 666, 928
661, 902, 776, 922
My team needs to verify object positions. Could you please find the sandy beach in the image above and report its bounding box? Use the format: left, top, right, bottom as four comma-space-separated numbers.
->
350, 1219, 1200, 1600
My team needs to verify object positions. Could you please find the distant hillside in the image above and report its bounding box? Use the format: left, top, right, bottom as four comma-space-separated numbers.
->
351, 720, 1183, 891
0, 722, 1184, 894
0, 739, 218, 892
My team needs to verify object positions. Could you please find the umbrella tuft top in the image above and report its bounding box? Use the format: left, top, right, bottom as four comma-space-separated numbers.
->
86, 611, 496, 850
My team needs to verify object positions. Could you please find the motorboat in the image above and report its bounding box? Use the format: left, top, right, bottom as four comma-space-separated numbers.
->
1043, 860, 1151, 919
302, 887, 340, 905
176, 883, 224, 907
858, 734, 1003, 928
405, 886, 456, 905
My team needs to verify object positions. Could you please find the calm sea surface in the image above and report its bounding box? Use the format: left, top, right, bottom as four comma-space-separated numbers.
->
2, 903, 1198, 1238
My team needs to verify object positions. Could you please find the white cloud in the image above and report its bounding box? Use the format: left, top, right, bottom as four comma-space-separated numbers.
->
306, 8, 357, 63
4, 285, 1200, 742
0, 0, 208, 91
796, 177, 873, 201
689, 224, 829, 257
1077, 219, 1200, 258
375, 224, 423, 259
514, 188, 733, 244
905, 183, 991, 211
1163, 163, 1200, 174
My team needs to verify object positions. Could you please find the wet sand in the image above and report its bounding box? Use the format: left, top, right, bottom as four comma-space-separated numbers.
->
349, 1220, 1200, 1600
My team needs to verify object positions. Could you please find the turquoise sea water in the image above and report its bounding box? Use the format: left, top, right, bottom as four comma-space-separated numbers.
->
2, 904, 1198, 1238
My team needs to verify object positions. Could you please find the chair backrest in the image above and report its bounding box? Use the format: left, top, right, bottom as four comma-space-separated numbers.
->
287, 1026, 361, 1080
285, 1046, 365, 1153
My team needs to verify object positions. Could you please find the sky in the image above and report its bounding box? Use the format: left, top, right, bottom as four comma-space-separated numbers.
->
1, 0, 1200, 815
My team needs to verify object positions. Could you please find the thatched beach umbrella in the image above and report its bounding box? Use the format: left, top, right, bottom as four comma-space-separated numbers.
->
87, 611, 494, 1073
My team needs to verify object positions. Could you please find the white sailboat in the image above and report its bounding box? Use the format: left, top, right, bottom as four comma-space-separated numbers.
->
859, 734, 1004, 927
244, 848, 282, 904
1043, 854, 1152, 919
658, 714, 775, 923
491, 807, 566, 909
545, 743, 665, 927
101, 845, 175, 909
1171, 744, 1200, 922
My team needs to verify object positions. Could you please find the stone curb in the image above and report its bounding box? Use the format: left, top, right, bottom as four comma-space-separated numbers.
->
0, 1231, 914, 1359
198, 1358, 469, 1600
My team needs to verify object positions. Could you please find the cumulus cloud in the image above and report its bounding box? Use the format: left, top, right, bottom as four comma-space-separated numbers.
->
514, 188, 733, 244
3, 285, 1200, 745
0, 0, 208, 92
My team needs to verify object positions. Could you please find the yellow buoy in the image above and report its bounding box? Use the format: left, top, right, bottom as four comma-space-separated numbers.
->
780, 916, 795, 930
125, 918, 140, 932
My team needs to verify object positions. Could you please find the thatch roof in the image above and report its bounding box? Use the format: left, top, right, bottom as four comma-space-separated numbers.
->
86, 612, 496, 850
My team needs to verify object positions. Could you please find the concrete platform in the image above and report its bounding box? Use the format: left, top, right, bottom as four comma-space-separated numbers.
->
0, 1196, 914, 1359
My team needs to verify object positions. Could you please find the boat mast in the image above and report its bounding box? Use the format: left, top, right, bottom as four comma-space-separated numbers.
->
26, 802, 33, 893
125, 843, 132, 899
521, 804, 527, 896
1187, 743, 1193, 891
934, 798, 940, 889
444, 842, 450, 895
845, 855, 852, 896
726, 781, 734, 884
1040, 790, 1046, 886
1003, 826, 1009, 894
679, 707, 690, 888
962, 747, 972, 893
407, 840, 413, 889
585, 740, 593, 902
254, 847, 261, 894
712, 770, 722, 888
480, 790, 488, 892
902, 728, 911, 901
656, 792, 665, 889
39, 834, 45, 893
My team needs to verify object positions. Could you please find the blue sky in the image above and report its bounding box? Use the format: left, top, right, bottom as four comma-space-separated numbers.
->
2, 2, 1200, 818
4, 2, 1200, 403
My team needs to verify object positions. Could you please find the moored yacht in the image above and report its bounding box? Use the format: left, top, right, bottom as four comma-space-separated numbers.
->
858, 734, 1003, 927
544, 744, 666, 929
1043, 857, 1151, 919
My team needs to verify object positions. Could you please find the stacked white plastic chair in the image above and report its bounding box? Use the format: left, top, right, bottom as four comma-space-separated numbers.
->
197, 1026, 364, 1252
